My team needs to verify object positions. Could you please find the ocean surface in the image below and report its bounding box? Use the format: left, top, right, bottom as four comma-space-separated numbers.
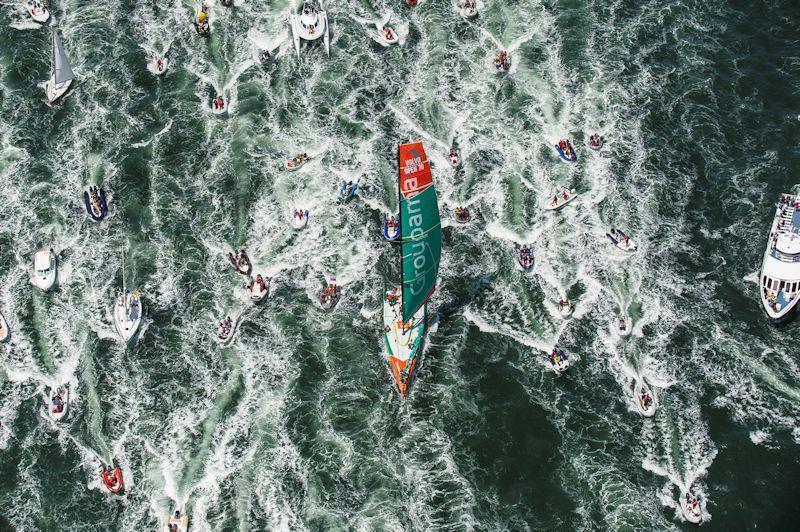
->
0, 0, 799, 530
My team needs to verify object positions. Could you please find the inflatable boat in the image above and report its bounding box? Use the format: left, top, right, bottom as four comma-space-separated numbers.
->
339, 180, 358, 203
101, 466, 124, 494
47, 386, 69, 421
383, 215, 400, 241
83, 186, 108, 222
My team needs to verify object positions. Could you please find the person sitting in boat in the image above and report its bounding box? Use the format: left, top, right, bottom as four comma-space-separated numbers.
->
387, 216, 398, 228
640, 390, 652, 408
213, 96, 225, 110
407, 0, 418, 6
384, 27, 394, 41
52, 392, 64, 414
494, 51, 509, 71
197, 11, 209, 34
255, 274, 266, 290
261, 50, 271, 63
156, 58, 164, 71
618, 316, 626, 330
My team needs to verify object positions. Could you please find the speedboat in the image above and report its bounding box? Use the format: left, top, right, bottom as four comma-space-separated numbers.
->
454, 206, 470, 223
248, 274, 269, 303
32, 248, 57, 291
633, 379, 656, 417
83, 185, 108, 222
114, 291, 142, 343
607, 228, 637, 252
163, 511, 189, 532
494, 50, 510, 71
25, 0, 50, 23
0, 311, 8, 342
588, 133, 605, 150
458, 0, 478, 18
221, 0, 233, 6
760, 192, 800, 325
228, 250, 252, 276
517, 245, 534, 271
285, 153, 308, 170
546, 347, 570, 375
555, 139, 577, 162
210, 95, 227, 115
45, 30, 75, 104
217, 316, 236, 345
290, 2, 330, 57
682, 493, 702, 524
543, 189, 577, 211
616, 315, 630, 336
101, 466, 124, 494
383, 287, 425, 397
260, 49, 273, 65
151, 57, 167, 75
559, 299, 573, 318
47, 386, 69, 421
338, 180, 358, 203
291, 209, 309, 230
378, 25, 398, 45
195, 4, 210, 37
383, 215, 400, 241
449, 149, 460, 167
319, 282, 339, 311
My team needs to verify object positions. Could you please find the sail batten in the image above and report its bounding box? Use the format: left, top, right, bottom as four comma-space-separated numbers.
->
52, 32, 75, 85
398, 142, 442, 322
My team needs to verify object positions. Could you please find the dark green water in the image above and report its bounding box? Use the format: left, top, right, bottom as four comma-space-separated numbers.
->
0, 0, 798, 530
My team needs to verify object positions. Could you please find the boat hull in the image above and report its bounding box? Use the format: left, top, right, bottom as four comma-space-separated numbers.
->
383, 289, 425, 397
45, 76, 72, 104
114, 293, 142, 344
83, 187, 108, 221
555, 144, 577, 162
0, 312, 8, 342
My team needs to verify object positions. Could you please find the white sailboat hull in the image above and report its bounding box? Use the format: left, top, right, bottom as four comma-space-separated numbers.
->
114, 293, 142, 343
45, 75, 72, 104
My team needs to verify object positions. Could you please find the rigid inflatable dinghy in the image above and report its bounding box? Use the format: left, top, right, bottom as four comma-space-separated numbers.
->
634, 380, 656, 417
383, 215, 400, 241
210, 95, 227, 115
101, 466, 124, 494
518, 245, 534, 271
607, 228, 637, 252
449, 149, 460, 167
26, 0, 50, 23
617, 315, 631, 336
547, 347, 570, 375
588, 133, 604, 150
228, 250, 252, 276
543, 189, 577, 211
339, 180, 358, 203
248, 275, 269, 303
163, 511, 189, 532
285, 153, 308, 170
195, 4, 210, 36
682, 493, 702, 524
32, 248, 57, 291
319, 281, 340, 311
151, 57, 167, 75
83, 186, 108, 221
47, 386, 69, 421
454, 206, 470, 223
458, 0, 478, 18
494, 50, 510, 71
217, 316, 236, 345
555, 139, 577, 162
291, 209, 309, 230
559, 299, 574, 318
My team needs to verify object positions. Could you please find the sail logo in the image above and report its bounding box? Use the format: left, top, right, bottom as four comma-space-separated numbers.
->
405, 193, 429, 296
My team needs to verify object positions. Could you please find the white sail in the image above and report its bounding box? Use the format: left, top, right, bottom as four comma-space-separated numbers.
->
52, 32, 75, 85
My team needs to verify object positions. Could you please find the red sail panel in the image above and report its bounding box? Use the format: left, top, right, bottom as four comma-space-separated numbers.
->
398, 142, 432, 199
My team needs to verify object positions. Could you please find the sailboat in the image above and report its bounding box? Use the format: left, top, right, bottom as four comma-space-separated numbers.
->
113, 251, 142, 344
45, 30, 75, 104
383, 142, 442, 398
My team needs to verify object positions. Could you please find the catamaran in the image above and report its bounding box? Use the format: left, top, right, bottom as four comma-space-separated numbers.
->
113, 251, 142, 344
290, 1, 330, 57
383, 142, 442, 398
759, 192, 800, 324
45, 30, 74, 104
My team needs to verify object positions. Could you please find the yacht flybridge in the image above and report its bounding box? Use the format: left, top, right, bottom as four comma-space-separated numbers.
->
290, 1, 330, 57
760, 192, 800, 324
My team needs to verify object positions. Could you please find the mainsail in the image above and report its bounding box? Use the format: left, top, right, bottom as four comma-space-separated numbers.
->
398, 142, 442, 321
52, 32, 75, 85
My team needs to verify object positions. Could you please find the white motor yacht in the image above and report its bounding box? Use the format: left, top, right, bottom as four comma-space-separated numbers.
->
32, 248, 57, 291
290, 2, 330, 57
760, 192, 800, 324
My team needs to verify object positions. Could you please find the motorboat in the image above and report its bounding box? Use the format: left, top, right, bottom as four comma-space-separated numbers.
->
449, 149, 460, 167
151, 57, 167, 75
290, 2, 330, 57
285, 153, 308, 170
555, 139, 577, 162
546, 347, 570, 375
682, 493, 702, 524
260, 49, 273, 65
32, 248, 57, 291
454, 206, 470, 223
558, 299, 573, 318
633, 379, 656, 417
0, 311, 8, 342
25, 0, 50, 23
517, 245, 534, 271
101, 466, 124, 494
195, 4, 210, 37
383, 215, 400, 241
210, 95, 227, 115
760, 192, 800, 325
338, 180, 358, 203
607, 228, 637, 252
228, 250, 252, 276
47, 386, 69, 421
45, 30, 74, 104
377, 25, 398, 45
248, 274, 269, 303
458, 0, 478, 18
494, 50, 510, 71
384, 142, 442, 397
617, 315, 630, 336
163, 511, 189, 532
588, 133, 605, 150
114, 251, 142, 344
217, 316, 236, 345
83, 185, 108, 222
319, 281, 340, 311
543, 189, 577, 211
291, 209, 309, 230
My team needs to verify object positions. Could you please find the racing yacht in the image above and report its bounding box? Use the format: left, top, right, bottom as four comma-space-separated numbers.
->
32, 248, 57, 291
45, 30, 74, 104
114, 252, 142, 344
760, 192, 800, 325
290, 2, 330, 57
